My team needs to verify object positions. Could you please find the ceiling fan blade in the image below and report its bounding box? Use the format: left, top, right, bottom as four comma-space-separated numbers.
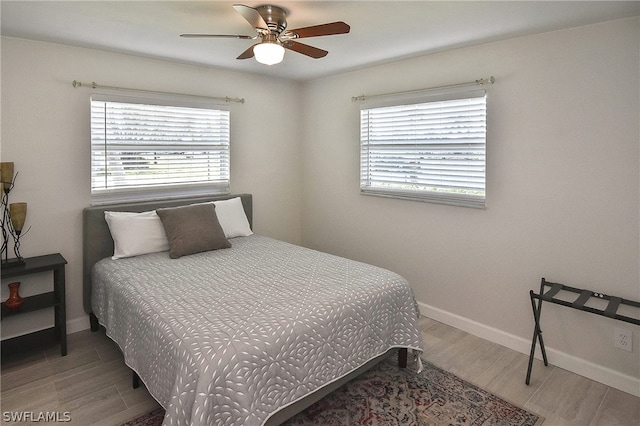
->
284, 21, 350, 39
180, 34, 255, 39
236, 44, 258, 60
284, 41, 328, 59
233, 4, 270, 32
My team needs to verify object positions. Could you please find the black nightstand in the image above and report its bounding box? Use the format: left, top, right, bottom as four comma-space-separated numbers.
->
1, 253, 67, 356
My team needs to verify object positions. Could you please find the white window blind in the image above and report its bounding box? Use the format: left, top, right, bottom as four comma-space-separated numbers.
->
360, 90, 487, 208
90, 96, 230, 204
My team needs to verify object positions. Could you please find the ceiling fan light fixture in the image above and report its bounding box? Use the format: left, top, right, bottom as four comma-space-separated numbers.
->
182, 4, 350, 65
254, 42, 285, 65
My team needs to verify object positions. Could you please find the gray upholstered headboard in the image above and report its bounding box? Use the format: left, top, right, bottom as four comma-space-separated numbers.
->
82, 193, 252, 314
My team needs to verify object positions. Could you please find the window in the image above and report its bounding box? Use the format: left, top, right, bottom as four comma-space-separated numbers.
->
90, 95, 230, 204
360, 89, 487, 208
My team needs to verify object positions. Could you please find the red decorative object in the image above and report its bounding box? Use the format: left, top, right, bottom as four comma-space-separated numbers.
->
4, 281, 24, 312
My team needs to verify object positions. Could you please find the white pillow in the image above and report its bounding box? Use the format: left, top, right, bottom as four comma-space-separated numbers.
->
213, 197, 253, 238
104, 210, 169, 259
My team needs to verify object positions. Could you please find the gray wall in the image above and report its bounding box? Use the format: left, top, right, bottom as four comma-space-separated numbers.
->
1, 37, 303, 337
300, 18, 639, 394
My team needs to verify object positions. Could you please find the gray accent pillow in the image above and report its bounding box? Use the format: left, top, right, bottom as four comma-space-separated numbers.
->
156, 203, 231, 259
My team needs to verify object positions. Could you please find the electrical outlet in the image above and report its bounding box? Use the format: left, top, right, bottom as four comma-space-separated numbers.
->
614, 327, 632, 352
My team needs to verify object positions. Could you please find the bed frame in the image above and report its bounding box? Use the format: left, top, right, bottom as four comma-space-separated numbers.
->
82, 193, 407, 425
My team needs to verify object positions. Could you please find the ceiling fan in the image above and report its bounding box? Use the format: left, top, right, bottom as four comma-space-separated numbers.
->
181, 4, 350, 65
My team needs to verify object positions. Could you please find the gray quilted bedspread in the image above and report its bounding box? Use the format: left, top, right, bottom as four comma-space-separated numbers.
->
91, 234, 423, 425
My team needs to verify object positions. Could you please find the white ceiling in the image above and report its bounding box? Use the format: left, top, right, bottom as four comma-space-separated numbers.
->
2, 1, 638, 81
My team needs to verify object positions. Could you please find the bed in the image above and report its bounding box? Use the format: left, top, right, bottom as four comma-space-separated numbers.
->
83, 194, 424, 425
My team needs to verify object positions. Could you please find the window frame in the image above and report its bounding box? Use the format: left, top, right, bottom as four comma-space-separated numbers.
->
359, 88, 488, 209
90, 93, 231, 205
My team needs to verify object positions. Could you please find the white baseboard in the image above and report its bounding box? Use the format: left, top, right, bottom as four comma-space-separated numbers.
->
1, 316, 90, 341
418, 301, 640, 397
8, 309, 638, 397
67, 316, 91, 335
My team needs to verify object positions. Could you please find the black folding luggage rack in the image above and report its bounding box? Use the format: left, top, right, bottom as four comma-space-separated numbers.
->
526, 277, 640, 385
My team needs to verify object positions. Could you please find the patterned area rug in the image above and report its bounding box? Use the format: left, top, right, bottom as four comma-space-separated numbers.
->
122, 355, 543, 425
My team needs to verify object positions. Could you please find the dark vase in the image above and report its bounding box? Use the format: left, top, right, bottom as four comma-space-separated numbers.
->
4, 281, 24, 312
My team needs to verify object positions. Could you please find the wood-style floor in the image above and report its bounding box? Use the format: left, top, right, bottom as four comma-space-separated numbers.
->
1, 316, 638, 425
